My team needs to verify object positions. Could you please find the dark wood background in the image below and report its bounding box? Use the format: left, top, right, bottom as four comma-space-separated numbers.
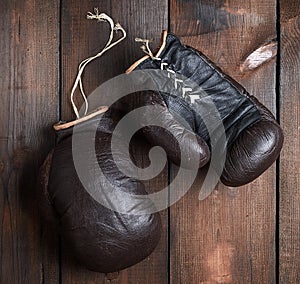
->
1, 0, 299, 283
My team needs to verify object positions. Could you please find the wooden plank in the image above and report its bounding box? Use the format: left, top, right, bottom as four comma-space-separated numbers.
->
0, 0, 59, 283
279, 2, 300, 282
169, 0, 277, 283
60, 0, 169, 283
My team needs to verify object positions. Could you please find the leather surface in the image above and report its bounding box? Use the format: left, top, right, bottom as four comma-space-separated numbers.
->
131, 32, 284, 186
37, 109, 161, 273
118, 91, 210, 169
221, 96, 284, 186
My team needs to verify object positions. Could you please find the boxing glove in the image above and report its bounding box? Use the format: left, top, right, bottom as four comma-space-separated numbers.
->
116, 91, 210, 169
37, 108, 161, 273
126, 31, 283, 187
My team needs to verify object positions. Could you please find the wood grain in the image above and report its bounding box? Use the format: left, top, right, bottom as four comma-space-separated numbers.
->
169, 0, 277, 283
60, 0, 169, 283
0, 0, 59, 283
1, 0, 300, 283
279, 1, 300, 282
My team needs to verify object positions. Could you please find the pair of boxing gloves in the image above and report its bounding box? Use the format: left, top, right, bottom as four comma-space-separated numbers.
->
38, 32, 283, 273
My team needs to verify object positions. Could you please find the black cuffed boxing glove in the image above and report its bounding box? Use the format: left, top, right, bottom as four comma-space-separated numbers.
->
37, 108, 161, 273
126, 31, 283, 187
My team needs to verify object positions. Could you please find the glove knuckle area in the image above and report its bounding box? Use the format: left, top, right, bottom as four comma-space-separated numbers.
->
221, 119, 283, 187
143, 123, 210, 169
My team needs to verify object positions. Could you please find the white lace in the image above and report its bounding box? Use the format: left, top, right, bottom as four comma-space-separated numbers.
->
135, 38, 162, 61
71, 9, 126, 119
135, 36, 195, 102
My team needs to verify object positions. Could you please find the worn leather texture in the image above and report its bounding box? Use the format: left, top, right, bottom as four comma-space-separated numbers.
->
37, 109, 161, 273
131, 32, 284, 186
118, 91, 210, 169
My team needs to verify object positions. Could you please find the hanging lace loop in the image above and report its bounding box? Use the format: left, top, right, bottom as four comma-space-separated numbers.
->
70, 8, 127, 119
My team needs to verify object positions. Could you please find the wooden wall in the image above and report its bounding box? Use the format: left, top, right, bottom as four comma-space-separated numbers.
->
0, 0, 299, 283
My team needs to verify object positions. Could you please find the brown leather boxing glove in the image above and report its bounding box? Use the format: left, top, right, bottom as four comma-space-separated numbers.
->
127, 31, 283, 187
37, 108, 162, 273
